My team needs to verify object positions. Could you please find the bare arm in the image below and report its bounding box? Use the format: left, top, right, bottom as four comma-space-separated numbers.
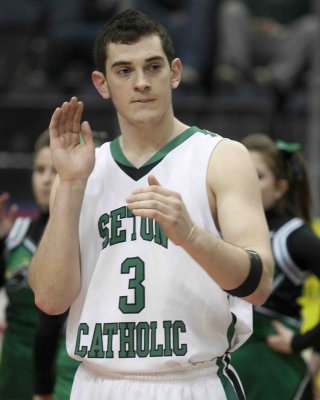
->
28, 97, 95, 315
126, 140, 273, 305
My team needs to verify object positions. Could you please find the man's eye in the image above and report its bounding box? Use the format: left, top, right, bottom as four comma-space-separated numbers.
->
34, 166, 45, 174
147, 64, 160, 72
118, 68, 131, 76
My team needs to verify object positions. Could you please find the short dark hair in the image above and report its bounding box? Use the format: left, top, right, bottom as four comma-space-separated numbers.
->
94, 9, 175, 75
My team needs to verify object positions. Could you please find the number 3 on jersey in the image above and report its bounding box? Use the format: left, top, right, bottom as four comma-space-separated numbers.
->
119, 257, 145, 313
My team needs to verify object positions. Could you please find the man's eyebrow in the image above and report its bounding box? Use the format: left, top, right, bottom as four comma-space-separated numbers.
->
111, 56, 165, 69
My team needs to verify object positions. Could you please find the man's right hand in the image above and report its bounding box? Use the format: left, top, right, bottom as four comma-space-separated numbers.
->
49, 96, 95, 183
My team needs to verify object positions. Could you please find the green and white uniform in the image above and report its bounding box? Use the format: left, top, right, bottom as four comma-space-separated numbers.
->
0, 217, 38, 399
232, 209, 320, 400
67, 127, 252, 399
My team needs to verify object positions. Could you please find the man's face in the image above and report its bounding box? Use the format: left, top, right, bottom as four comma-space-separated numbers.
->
104, 35, 179, 126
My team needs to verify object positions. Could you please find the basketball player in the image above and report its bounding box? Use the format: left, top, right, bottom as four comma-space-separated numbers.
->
29, 9, 274, 399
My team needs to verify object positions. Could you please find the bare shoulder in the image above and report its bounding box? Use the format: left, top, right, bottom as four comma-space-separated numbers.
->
209, 139, 257, 191
213, 138, 251, 163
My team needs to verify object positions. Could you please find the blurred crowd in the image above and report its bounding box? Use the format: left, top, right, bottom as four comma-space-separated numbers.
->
0, 0, 319, 110
0, 3, 320, 399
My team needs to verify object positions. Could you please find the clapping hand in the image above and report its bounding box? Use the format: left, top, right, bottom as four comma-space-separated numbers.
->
49, 97, 95, 183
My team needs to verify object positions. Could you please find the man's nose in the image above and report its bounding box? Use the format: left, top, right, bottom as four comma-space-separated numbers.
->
134, 71, 151, 91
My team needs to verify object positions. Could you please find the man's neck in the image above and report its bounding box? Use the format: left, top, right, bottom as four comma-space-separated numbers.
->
118, 118, 189, 168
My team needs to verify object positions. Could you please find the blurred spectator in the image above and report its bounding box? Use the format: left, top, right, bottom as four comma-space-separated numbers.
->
130, 0, 216, 94
232, 133, 320, 399
0, 0, 44, 91
42, 0, 120, 94
1, 0, 217, 96
0, 130, 56, 399
215, 0, 319, 105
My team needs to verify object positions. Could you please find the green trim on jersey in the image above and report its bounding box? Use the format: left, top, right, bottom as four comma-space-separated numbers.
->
227, 313, 237, 351
110, 126, 218, 167
217, 356, 243, 400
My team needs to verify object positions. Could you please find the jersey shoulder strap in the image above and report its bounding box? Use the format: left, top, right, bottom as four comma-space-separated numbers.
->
5, 217, 32, 254
272, 217, 309, 285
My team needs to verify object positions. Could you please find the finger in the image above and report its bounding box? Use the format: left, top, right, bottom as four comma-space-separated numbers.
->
81, 121, 93, 145
65, 97, 79, 132
0, 193, 10, 216
127, 191, 172, 206
266, 335, 279, 349
129, 207, 168, 224
267, 335, 290, 353
7, 204, 19, 222
148, 174, 161, 186
0, 192, 9, 205
131, 184, 174, 197
49, 107, 62, 140
73, 101, 84, 134
271, 320, 285, 333
59, 102, 71, 134
127, 199, 168, 213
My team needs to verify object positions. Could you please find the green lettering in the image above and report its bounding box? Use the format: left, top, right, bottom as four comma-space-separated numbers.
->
74, 323, 89, 357
140, 217, 153, 241
150, 321, 163, 356
136, 322, 150, 357
110, 207, 126, 245
154, 221, 168, 248
88, 323, 105, 358
127, 207, 137, 241
119, 322, 136, 358
103, 323, 118, 358
163, 320, 173, 356
173, 321, 187, 356
98, 213, 110, 249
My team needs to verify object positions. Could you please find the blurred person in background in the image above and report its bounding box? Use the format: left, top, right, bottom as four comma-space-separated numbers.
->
0, 129, 56, 399
267, 318, 320, 400
215, 0, 319, 108
232, 133, 320, 399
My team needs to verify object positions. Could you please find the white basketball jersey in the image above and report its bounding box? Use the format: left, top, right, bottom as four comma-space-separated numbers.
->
66, 126, 252, 375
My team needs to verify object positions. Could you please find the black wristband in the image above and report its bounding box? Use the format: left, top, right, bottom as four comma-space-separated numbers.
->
225, 250, 263, 297
291, 323, 320, 353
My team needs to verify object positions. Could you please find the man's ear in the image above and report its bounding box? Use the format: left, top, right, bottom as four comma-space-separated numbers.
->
92, 71, 110, 99
170, 58, 183, 90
